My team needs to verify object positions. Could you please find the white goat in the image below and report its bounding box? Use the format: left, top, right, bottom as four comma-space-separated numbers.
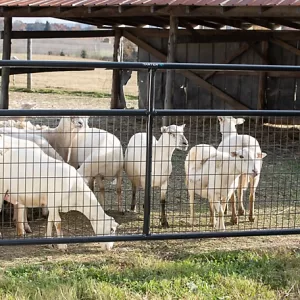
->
217, 116, 266, 224
0, 141, 119, 251
68, 117, 124, 211
185, 144, 266, 230
124, 124, 188, 228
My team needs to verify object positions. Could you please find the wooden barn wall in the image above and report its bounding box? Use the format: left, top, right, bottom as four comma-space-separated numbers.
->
267, 41, 299, 110
138, 38, 300, 110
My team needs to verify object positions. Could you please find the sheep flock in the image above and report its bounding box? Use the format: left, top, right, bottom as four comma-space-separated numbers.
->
0, 104, 269, 251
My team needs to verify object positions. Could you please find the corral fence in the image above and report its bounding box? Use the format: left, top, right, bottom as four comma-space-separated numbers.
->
0, 60, 300, 247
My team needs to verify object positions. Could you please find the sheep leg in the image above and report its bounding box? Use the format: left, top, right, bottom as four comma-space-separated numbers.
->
116, 170, 123, 212
15, 204, 26, 236
160, 181, 169, 228
229, 193, 238, 225
209, 200, 216, 228
237, 175, 246, 216
249, 175, 260, 222
188, 189, 195, 226
46, 208, 67, 251
131, 183, 137, 212
23, 208, 32, 233
214, 198, 225, 231
95, 175, 105, 208
42, 207, 49, 218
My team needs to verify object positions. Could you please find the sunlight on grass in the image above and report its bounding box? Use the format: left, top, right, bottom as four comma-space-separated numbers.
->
10, 87, 138, 101
0, 249, 299, 299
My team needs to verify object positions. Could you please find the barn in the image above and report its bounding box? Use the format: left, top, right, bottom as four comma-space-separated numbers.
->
0, 1, 300, 110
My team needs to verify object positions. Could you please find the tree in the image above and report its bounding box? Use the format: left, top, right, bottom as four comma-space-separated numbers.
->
81, 49, 87, 58
44, 21, 51, 31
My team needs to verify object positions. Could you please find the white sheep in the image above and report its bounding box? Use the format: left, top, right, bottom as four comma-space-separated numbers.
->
217, 116, 266, 224
124, 124, 188, 228
0, 140, 119, 251
0, 133, 62, 233
185, 144, 266, 230
0, 127, 64, 162
30, 116, 85, 162
68, 117, 124, 212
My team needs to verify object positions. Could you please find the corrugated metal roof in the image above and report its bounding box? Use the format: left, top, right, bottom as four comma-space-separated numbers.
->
0, 0, 299, 6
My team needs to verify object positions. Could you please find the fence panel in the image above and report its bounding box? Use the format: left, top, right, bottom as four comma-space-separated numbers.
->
0, 61, 300, 247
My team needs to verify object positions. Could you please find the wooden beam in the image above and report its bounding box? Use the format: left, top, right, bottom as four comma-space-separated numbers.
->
181, 18, 221, 30
241, 18, 278, 30
2, 30, 115, 39
270, 38, 300, 57
203, 42, 252, 81
124, 28, 300, 43
248, 42, 268, 63
268, 18, 300, 30
124, 31, 248, 110
0, 17, 12, 109
164, 15, 177, 122
111, 29, 122, 109
257, 41, 268, 110
205, 17, 249, 29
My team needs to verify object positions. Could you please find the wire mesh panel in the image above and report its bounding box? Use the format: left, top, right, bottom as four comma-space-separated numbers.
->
0, 111, 299, 246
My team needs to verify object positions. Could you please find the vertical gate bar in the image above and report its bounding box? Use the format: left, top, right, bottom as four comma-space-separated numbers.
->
143, 68, 156, 236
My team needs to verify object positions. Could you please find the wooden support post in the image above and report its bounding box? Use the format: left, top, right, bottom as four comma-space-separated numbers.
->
163, 16, 178, 125
111, 29, 122, 109
27, 38, 32, 90
0, 17, 12, 109
257, 41, 268, 110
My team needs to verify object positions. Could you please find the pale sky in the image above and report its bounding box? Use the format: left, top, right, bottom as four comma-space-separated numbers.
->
13, 17, 80, 25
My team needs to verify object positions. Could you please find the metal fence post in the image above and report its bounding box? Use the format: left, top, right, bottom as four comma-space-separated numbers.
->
143, 68, 156, 236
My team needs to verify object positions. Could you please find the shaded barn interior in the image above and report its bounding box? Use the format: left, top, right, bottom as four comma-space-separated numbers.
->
137, 33, 300, 110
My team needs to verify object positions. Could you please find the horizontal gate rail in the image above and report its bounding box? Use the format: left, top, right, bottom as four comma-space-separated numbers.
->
2, 60, 300, 72
1, 229, 300, 246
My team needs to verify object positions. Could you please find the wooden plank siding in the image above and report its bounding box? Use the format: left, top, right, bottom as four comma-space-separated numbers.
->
138, 38, 300, 110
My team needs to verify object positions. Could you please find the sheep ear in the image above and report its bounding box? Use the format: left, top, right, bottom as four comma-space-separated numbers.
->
230, 151, 238, 157
181, 124, 186, 129
257, 152, 267, 159
217, 116, 224, 122
235, 118, 245, 125
161, 126, 168, 133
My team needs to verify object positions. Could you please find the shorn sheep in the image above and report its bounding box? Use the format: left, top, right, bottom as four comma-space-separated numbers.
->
31, 116, 85, 162
125, 124, 188, 227
185, 144, 266, 230
0, 138, 119, 251
68, 117, 124, 211
217, 116, 266, 224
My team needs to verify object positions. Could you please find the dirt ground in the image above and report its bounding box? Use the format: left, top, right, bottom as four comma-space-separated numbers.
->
1, 90, 300, 263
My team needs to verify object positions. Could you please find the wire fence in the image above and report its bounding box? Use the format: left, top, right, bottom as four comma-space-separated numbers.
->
0, 60, 300, 248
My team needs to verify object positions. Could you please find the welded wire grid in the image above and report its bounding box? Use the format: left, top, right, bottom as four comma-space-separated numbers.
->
0, 114, 299, 242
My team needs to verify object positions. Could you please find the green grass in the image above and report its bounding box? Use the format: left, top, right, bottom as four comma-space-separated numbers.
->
0, 248, 299, 299
9, 87, 138, 101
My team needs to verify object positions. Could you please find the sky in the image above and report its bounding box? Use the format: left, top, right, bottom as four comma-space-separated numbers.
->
13, 17, 80, 25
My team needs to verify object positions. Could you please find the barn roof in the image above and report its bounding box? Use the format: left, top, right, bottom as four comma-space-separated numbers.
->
0, 0, 300, 29
0, 0, 299, 6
